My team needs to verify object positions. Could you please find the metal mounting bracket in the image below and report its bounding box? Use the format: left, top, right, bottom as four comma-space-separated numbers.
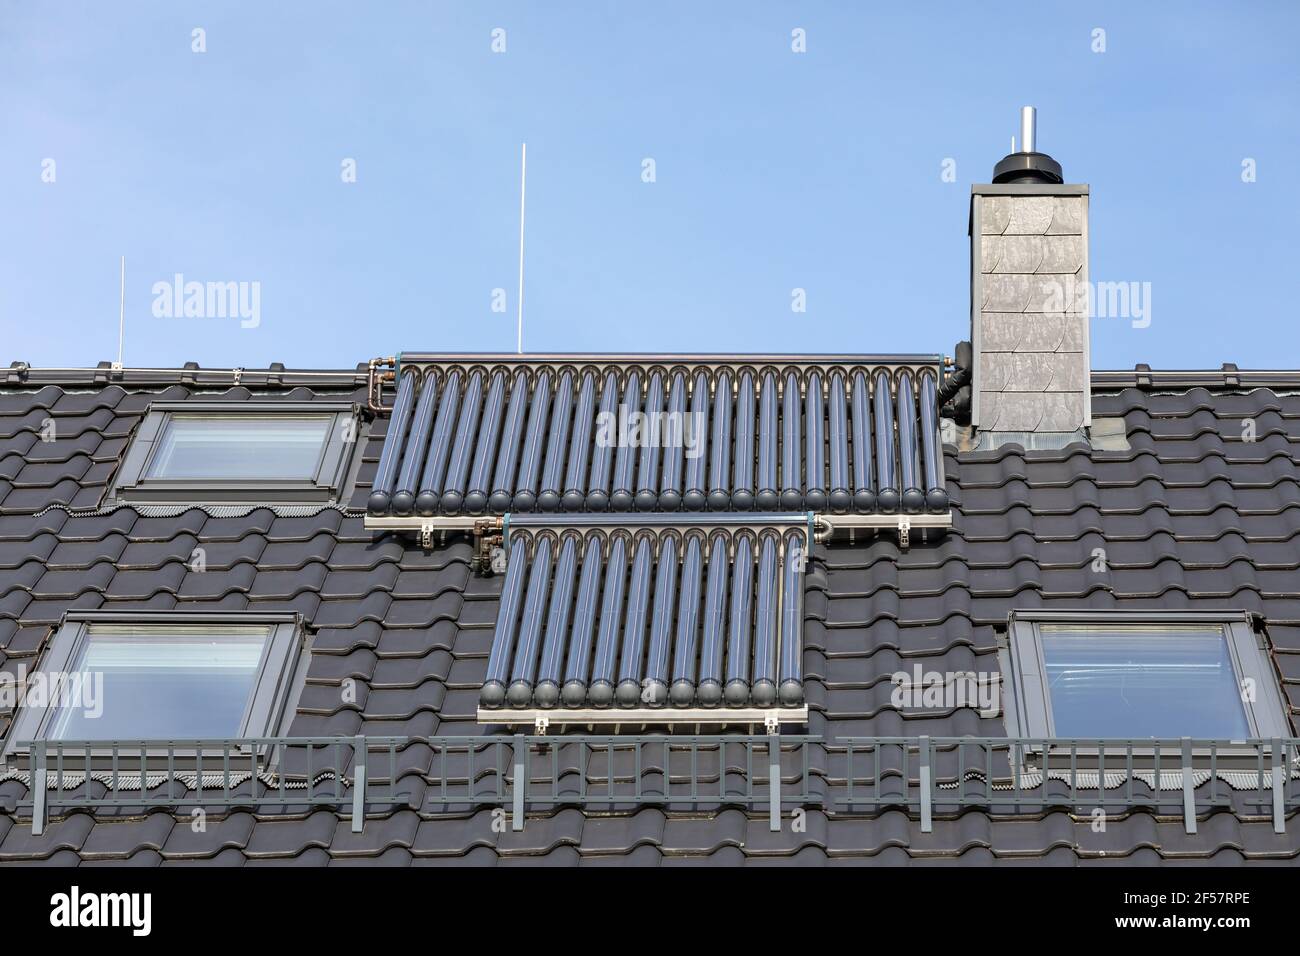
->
897, 515, 911, 549
764, 713, 781, 735
533, 715, 550, 736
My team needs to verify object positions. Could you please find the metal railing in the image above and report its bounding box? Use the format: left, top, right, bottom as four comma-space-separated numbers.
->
14, 734, 1299, 836
837, 736, 1298, 835
17, 734, 816, 836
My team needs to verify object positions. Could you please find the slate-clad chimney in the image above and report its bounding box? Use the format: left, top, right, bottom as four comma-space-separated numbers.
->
970, 107, 1090, 446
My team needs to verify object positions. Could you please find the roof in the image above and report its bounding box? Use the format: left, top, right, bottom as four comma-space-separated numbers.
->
1, 363, 1299, 864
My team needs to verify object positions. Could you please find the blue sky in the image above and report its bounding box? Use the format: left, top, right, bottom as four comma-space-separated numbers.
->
2, 1, 1297, 371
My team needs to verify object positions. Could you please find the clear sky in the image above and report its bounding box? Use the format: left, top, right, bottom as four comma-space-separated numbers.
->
3, 1, 1297, 371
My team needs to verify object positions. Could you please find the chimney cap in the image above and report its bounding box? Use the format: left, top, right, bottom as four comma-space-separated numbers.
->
992, 106, 1064, 184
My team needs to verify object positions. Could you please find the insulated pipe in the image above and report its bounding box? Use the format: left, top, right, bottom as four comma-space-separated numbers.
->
534, 532, 579, 707
561, 536, 604, 706
750, 531, 780, 706
634, 369, 665, 511
610, 369, 641, 511
804, 370, 827, 512
512, 368, 551, 511
464, 370, 506, 514
506, 533, 553, 707
480, 540, 529, 708
615, 534, 655, 706
658, 370, 687, 510
778, 530, 805, 706
697, 532, 730, 706
562, 369, 597, 512
896, 368, 924, 513
416, 368, 461, 514
669, 532, 704, 706
756, 370, 780, 510
588, 533, 629, 706
489, 369, 530, 513
849, 369, 875, 513
724, 533, 754, 706
919, 368, 949, 511
643, 533, 679, 705
387, 370, 433, 516
682, 369, 712, 510
585, 370, 619, 511
827, 369, 851, 513
873, 368, 899, 513
538, 368, 574, 511
707, 368, 733, 510
732, 369, 756, 510
780, 369, 803, 510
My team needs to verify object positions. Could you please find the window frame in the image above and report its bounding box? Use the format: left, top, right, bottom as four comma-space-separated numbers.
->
109, 402, 360, 505
1, 610, 308, 764
1000, 610, 1291, 749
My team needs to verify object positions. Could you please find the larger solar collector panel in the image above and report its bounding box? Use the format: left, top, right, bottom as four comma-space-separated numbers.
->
369, 358, 950, 517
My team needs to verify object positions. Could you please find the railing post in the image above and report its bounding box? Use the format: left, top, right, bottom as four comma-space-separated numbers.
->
918, 735, 932, 833
511, 734, 526, 832
1272, 738, 1285, 835
1180, 737, 1196, 835
31, 741, 47, 836
767, 735, 781, 833
351, 735, 367, 833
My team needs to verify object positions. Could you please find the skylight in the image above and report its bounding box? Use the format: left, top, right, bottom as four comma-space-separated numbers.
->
146, 415, 332, 481
1002, 611, 1290, 742
110, 402, 359, 504
2, 611, 306, 758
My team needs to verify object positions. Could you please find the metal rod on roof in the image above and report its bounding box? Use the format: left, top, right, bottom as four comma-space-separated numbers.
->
115, 255, 126, 370
517, 142, 527, 355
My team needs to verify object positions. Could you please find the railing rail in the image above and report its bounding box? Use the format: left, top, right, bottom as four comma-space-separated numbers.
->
13, 734, 1299, 836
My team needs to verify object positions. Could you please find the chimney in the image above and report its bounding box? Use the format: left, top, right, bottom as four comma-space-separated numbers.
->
970, 106, 1090, 447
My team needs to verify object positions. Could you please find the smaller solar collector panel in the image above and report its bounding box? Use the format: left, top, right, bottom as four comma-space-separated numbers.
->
480, 525, 809, 714
751, 530, 781, 706
778, 530, 805, 705
669, 532, 705, 706
535, 532, 579, 707
615, 534, 655, 706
